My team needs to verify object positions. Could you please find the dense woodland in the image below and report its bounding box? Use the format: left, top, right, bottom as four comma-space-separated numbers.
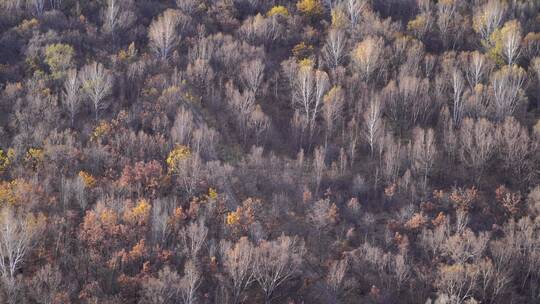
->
0, 0, 539, 303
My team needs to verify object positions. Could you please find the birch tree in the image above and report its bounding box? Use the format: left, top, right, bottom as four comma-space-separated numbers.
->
291, 62, 330, 137
411, 127, 437, 193
179, 260, 201, 304
0, 207, 42, 304
80, 62, 113, 121
221, 237, 255, 304
436, 263, 479, 304
322, 28, 347, 69
363, 97, 383, 157
459, 118, 496, 181
226, 82, 256, 141
148, 9, 180, 60
140, 266, 181, 304
436, 0, 460, 49
322, 86, 344, 146
240, 59, 265, 95
103, 0, 120, 39
313, 146, 326, 193
254, 235, 305, 304
344, 0, 367, 27
497, 117, 532, 179
176, 0, 200, 15
180, 220, 208, 258
102, 0, 135, 46
351, 36, 383, 82
248, 105, 270, 145
500, 20, 522, 65
326, 257, 348, 300
171, 107, 194, 145
490, 65, 526, 120
459, 51, 492, 90
62, 69, 81, 126
451, 68, 466, 125
27, 0, 45, 16
473, 0, 507, 42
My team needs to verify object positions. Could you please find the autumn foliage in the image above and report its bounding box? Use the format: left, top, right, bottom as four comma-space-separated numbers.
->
0, 0, 538, 303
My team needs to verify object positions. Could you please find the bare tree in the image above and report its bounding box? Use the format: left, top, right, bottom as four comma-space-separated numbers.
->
28, 264, 64, 304
344, 0, 367, 27
313, 70, 330, 129
382, 133, 402, 184
308, 198, 338, 231
291, 64, 330, 138
455, 209, 470, 235
248, 105, 270, 145
80, 62, 113, 121
451, 68, 466, 125
180, 220, 208, 258
148, 9, 180, 60
176, 0, 200, 15
313, 146, 326, 194
381, 80, 401, 124
102, 0, 134, 45
476, 258, 510, 303
62, 69, 80, 126
326, 257, 348, 301
103, 0, 120, 38
489, 65, 526, 120
171, 107, 194, 145
0, 207, 42, 304
27, 0, 45, 16
226, 82, 256, 141
442, 229, 489, 265
439, 106, 458, 160
322, 28, 347, 69
500, 20, 522, 66
499, 217, 539, 287
186, 58, 215, 92
436, 0, 462, 49
192, 125, 218, 158
459, 118, 496, 181
346, 117, 361, 166
1, 0, 23, 11
179, 260, 201, 304
497, 116, 532, 179
141, 266, 181, 304
408, 1, 433, 41
393, 254, 410, 291
464, 83, 490, 118
436, 263, 479, 304
49, 0, 62, 10
363, 97, 383, 157
420, 217, 450, 259
473, 0, 507, 42
351, 36, 384, 82
0, 207, 40, 280
383, 76, 430, 127
150, 198, 172, 245
411, 127, 437, 193
322, 86, 344, 147
459, 51, 493, 90
239, 14, 280, 46
254, 235, 305, 304
221, 237, 255, 304
240, 59, 265, 96
170, 150, 204, 196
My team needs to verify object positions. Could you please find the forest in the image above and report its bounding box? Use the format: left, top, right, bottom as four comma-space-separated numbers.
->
0, 0, 539, 303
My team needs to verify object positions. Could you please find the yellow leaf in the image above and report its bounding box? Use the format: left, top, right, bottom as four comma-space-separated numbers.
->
267, 5, 289, 17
